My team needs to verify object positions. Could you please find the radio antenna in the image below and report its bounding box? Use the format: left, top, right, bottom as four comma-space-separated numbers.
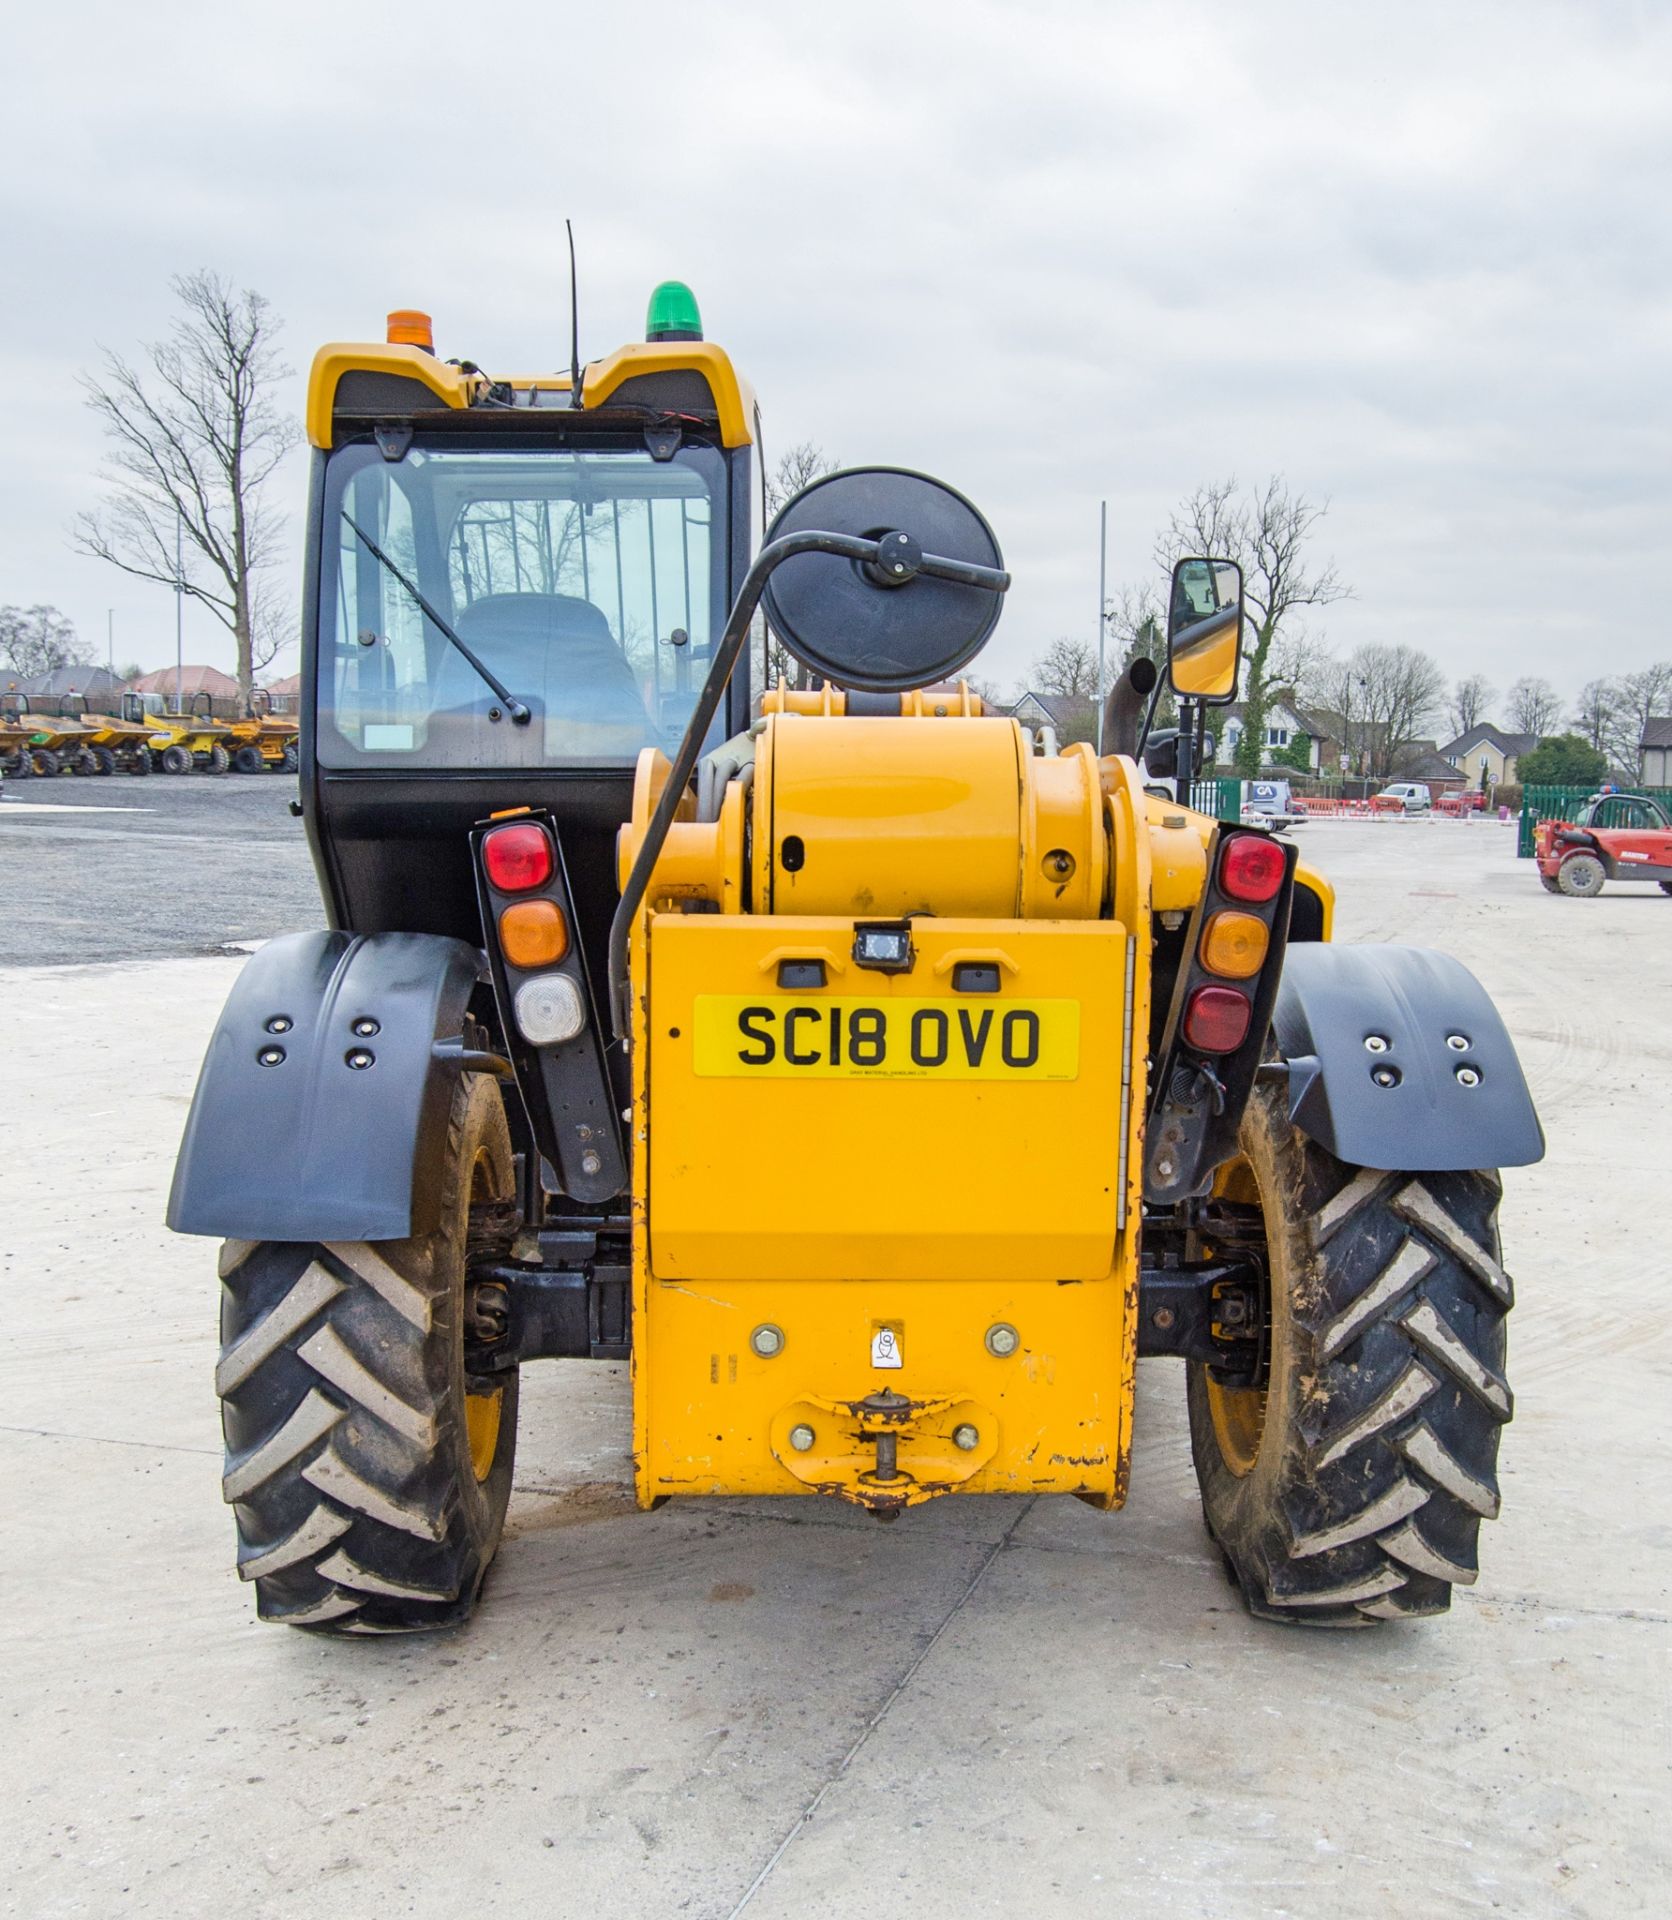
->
566, 219, 583, 410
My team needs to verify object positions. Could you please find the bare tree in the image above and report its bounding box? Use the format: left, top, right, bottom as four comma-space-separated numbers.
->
1265, 617, 1326, 698
1021, 638, 1100, 744
1306, 653, 1369, 776
1448, 673, 1494, 738
1604, 661, 1672, 774
0, 605, 95, 681
1099, 583, 1174, 732
1314, 642, 1444, 779
1505, 675, 1562, 738
1033, 637, 1098, 701
1571, 678, 1618, 754
758, 441, 839, 691
75, 271, 299, 704
1364, 644, 1446, 776
1156, 477, 1348, 775
764, 441, 838, 518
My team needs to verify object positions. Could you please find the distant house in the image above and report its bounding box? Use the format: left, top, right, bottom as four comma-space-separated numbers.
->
263, 673, 303, 715
1300, 709, 1392, 775
1010, 689, 1096, 745
1390, 749, 1469, 796
126, 664, 241, 702
1220, 695, 1338, 773
1641, 717, 1672, 786
1440, 723, 1539, 790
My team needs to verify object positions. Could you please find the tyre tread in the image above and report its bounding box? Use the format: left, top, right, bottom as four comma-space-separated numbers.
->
1189, 1099, 1514, 1629
214, 1077, 517, 1634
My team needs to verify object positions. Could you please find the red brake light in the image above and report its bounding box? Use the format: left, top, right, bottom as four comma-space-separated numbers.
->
1183, 984, 1251, 1054
483, 822, 554, 893
1219, 833, 1286, 903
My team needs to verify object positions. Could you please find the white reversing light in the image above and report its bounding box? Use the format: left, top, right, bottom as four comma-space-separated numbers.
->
514, 974, 585, 1046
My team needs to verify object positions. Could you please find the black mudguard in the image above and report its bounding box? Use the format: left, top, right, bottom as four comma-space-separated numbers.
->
1272, 943, 1544, 1171
168, 930, 489, 1242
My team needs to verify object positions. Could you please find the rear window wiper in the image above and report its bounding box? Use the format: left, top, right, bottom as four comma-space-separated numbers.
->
341, 512, 531, 725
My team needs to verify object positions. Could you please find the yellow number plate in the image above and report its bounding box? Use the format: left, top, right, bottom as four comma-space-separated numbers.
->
691, 996, 1080, 1080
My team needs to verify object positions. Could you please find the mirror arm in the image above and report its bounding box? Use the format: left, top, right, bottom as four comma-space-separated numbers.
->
607, 530, 1008, 1037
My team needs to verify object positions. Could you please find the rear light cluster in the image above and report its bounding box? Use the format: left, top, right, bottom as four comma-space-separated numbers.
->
471, 806, 624, 1204
480, 819, 583, 1046
1147, 824, 1296, 1204
1182, 833, 1286, 1055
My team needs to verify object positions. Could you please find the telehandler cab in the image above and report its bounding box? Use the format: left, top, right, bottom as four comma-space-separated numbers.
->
170, 290, 1543, 1635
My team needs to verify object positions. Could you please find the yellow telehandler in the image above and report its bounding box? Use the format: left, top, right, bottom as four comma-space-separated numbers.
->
169, 289, 1542, 1635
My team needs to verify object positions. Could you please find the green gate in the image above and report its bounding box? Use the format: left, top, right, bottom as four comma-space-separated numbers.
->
1188, 777, 1243, 821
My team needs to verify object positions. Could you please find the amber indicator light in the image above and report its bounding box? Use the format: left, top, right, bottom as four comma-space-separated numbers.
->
1200, 910, 1269, 979
499, 899, 569, 970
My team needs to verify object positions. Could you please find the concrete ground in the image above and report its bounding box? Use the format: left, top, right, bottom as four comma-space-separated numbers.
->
0, 774, 320, 965
2, 812, 1667, 1918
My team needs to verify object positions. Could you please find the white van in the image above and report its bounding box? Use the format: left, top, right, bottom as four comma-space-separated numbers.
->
1376, 782, 1432, 813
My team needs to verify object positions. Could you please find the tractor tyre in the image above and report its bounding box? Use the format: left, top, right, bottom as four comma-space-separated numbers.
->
71, 748, 98, 775
281, 742, 299, 774
1187, 1077, 1512, 1627
160, 745, 192, 774
1538, 873, 1561, 894
91, 746, 117, 775
1556, 852, 1605, 898
32, 748, 62, 777
216, 1073, 519, 1633
208, 744, 230, 775
232, 745, 266, 775
6, 748, 29, 778
128, 748, 151, 775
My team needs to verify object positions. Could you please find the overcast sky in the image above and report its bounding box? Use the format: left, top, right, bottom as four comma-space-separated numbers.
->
3, 0, 1668, 716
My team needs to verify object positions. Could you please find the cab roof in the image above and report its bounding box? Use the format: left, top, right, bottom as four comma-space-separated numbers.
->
306, 337, 756, 451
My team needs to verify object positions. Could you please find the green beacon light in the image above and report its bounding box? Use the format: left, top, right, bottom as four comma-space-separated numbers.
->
645, 280, 703, 343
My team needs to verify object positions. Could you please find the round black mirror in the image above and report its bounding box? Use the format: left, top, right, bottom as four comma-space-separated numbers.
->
761, 467, 1004, 692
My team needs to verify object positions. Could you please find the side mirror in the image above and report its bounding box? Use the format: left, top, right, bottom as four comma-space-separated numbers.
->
761, 467, 1005, 691
1166, 557, 1243, 705
1142, 727, 1182, 779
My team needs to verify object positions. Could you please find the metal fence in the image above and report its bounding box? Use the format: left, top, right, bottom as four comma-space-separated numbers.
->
1517, 785, 1672, 857
1187, 778, 1243, 820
